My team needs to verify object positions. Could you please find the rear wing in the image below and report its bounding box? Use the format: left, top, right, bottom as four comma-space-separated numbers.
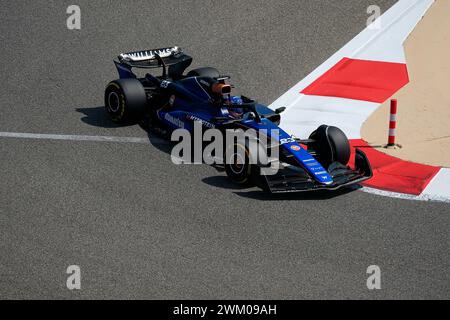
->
117, 46, 191, 68
114, 46, 192, 79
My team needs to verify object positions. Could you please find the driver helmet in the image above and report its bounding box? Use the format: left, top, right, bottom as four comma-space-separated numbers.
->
211, 80, 244, 118
227, 95, 244, 118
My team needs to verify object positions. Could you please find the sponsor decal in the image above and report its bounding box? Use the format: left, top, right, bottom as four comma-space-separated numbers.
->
280, 136, 296, 145
119, 46, 180, 62
186, 115, 215, 128
165, 113, 185, 128
160, 80, 171, 88
290, 145, 301, 151
306, 162, 319, 167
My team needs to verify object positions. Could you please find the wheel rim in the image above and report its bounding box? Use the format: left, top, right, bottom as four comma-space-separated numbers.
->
229, 152, 245, 175
108, 91, 120, 113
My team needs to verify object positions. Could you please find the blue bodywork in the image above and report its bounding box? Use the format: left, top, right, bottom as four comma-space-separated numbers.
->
117, 68, 334, 186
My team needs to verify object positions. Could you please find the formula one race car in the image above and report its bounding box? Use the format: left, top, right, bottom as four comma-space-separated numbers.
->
104, 46, 372, 193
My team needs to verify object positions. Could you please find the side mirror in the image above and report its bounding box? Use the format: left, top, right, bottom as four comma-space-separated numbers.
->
275, 107, 286, 114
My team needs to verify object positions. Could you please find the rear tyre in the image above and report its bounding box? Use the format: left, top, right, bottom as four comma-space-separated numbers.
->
186, 67, 220, 78
104, 79, 147, 123
308, 125, 351, 168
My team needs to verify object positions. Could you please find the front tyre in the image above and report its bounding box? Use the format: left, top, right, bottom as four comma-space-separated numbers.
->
309, 125, 351, 168
104, 79, 147, 123
224, 142, 253, 185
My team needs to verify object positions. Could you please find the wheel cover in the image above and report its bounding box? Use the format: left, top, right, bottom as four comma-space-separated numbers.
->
107, 91, 120, 113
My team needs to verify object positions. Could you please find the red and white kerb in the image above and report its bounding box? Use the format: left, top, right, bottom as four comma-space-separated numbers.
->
269, 0, 450, 200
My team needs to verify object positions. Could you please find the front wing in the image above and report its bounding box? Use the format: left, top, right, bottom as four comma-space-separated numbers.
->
261, 149, 372, 193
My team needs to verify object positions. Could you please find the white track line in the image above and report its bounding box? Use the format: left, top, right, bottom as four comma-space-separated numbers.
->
360, 186, 450, 203
0, 132, 153, 144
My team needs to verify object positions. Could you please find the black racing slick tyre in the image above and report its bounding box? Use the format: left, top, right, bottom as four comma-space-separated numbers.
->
186, 67, 220, 78
224, 142, 253, 185
309, 125, 351, 168
104, 79, 147, 123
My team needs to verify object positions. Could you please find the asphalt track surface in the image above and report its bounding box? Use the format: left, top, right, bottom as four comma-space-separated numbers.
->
1, 0, 449, 299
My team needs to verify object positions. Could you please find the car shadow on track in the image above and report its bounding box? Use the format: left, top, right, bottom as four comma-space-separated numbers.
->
202, 175, 257, 191
145, 132, 257, 193
233, 187, 358, 201
76, 106, 137, 128
202, 175, 359, 201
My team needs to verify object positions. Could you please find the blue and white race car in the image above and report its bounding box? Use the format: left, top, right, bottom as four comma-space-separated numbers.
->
104, 46, 372, 193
